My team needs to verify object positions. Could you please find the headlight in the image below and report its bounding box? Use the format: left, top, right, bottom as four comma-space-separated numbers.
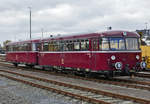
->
136, 55, 140, 60
140, 62, 146, 69
111, 55, 116, 60
115, 62, 122, 69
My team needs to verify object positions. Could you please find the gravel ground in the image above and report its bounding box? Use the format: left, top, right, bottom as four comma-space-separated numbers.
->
0, 65, 150, 102
0, 76, 89, 104
5, 66, 150, 100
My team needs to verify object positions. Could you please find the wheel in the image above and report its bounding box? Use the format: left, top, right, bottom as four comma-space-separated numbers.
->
13, 63, 18, 67
26, 64, 34, 68
105, 71, 114, 79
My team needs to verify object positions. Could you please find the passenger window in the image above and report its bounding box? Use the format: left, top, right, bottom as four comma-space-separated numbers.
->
27, 43, 31, 51
11, 45, 14, 51
43, 42, 48, 51
92, 39, 99, 51
18, 44, 23, 51
67, 40, 74, 51
63, 41, 68, 51
53, 41, 60, 51
15, 45, 18, 51
36, 43, 41, 51
60, 41, 64, 51
48, 41, 53, 51
86, 40, 89, 50
32, 43, 36, 51
100, 38, 109, 50
24, 43, 27, 51
74, 40, 80, 51
81, 40, 89, 51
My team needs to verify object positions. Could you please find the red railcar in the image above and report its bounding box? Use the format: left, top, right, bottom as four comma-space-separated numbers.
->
6, 39, 40, 67
38, 31, 145, 76
6, 31, 146, 77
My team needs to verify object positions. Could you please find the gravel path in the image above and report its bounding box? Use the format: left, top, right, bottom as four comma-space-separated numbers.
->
0, 76, 88, 104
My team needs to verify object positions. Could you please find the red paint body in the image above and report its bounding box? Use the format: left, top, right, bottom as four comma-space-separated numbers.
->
6, 52, 38, 64
38, 52, 141, 71
6, 39, 40, 65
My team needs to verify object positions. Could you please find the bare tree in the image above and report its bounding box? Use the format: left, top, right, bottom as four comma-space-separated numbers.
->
3, 40, 11, 50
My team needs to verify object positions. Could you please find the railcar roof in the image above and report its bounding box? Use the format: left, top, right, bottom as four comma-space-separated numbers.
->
6, 39, 41, 46
42, 30, 139, 41
7, 30, 139, 45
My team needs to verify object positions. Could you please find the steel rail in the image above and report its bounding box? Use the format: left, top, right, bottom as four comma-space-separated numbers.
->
1, 62, 150, 91
113, 78, 150, 86
0, 69, 150, 104
0, 73, 110, 104
135, 73, 150, 78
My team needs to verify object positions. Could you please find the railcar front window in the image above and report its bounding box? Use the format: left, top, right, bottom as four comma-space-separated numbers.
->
110, 38, 125, 50
126, 38, 139, 50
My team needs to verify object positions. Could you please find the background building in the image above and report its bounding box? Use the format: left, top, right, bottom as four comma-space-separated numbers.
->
136, 29, 150, 36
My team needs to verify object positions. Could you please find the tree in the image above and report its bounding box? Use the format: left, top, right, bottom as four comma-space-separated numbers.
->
3, 40, 11, 50
0, 44, 2, 49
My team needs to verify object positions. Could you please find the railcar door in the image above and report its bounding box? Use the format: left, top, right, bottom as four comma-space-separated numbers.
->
90, 38, 99, 71
26, 43, 32, 64
60, 40, 65, 66
35, 42, 41, 65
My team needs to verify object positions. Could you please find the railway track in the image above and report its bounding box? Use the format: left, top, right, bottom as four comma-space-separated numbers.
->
1, 60, 150, 103
135, 72, 150, 78
0, 69, 149, 104
1, 62, 150, 92
1, 54, 150, 79
0, 55, 6, 62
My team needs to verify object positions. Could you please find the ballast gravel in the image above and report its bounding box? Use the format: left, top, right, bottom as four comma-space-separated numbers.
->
5, 66, 150, 101
0, 76, 89, 104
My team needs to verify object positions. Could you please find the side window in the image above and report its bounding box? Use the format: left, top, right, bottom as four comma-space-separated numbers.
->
92, 39, 99, 51
11, 45, 14, 51
12, 45, 15, 51
43, 42, 48, 51
27, 43, 31, 51
48, 41, 54, 51
64, 41, 68, 51
100, 38, 109, 50
81, 39, 89, 51
53, 41, 60, 51
23, 43, 28, 51
86, 40, 89, 50
36, 43, 41, 51
63, 40, 73, 51
17, 45, 19, 51
60, 41, 64, 51
74, 40, 80, 51
18, 44, 22, 51
23, 44, 26, 51
13, 45, 15, 51
32, 43, 36, 51
67, 40, 74, 51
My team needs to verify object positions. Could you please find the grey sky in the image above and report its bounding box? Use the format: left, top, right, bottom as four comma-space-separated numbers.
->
0, 0, 149, 45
